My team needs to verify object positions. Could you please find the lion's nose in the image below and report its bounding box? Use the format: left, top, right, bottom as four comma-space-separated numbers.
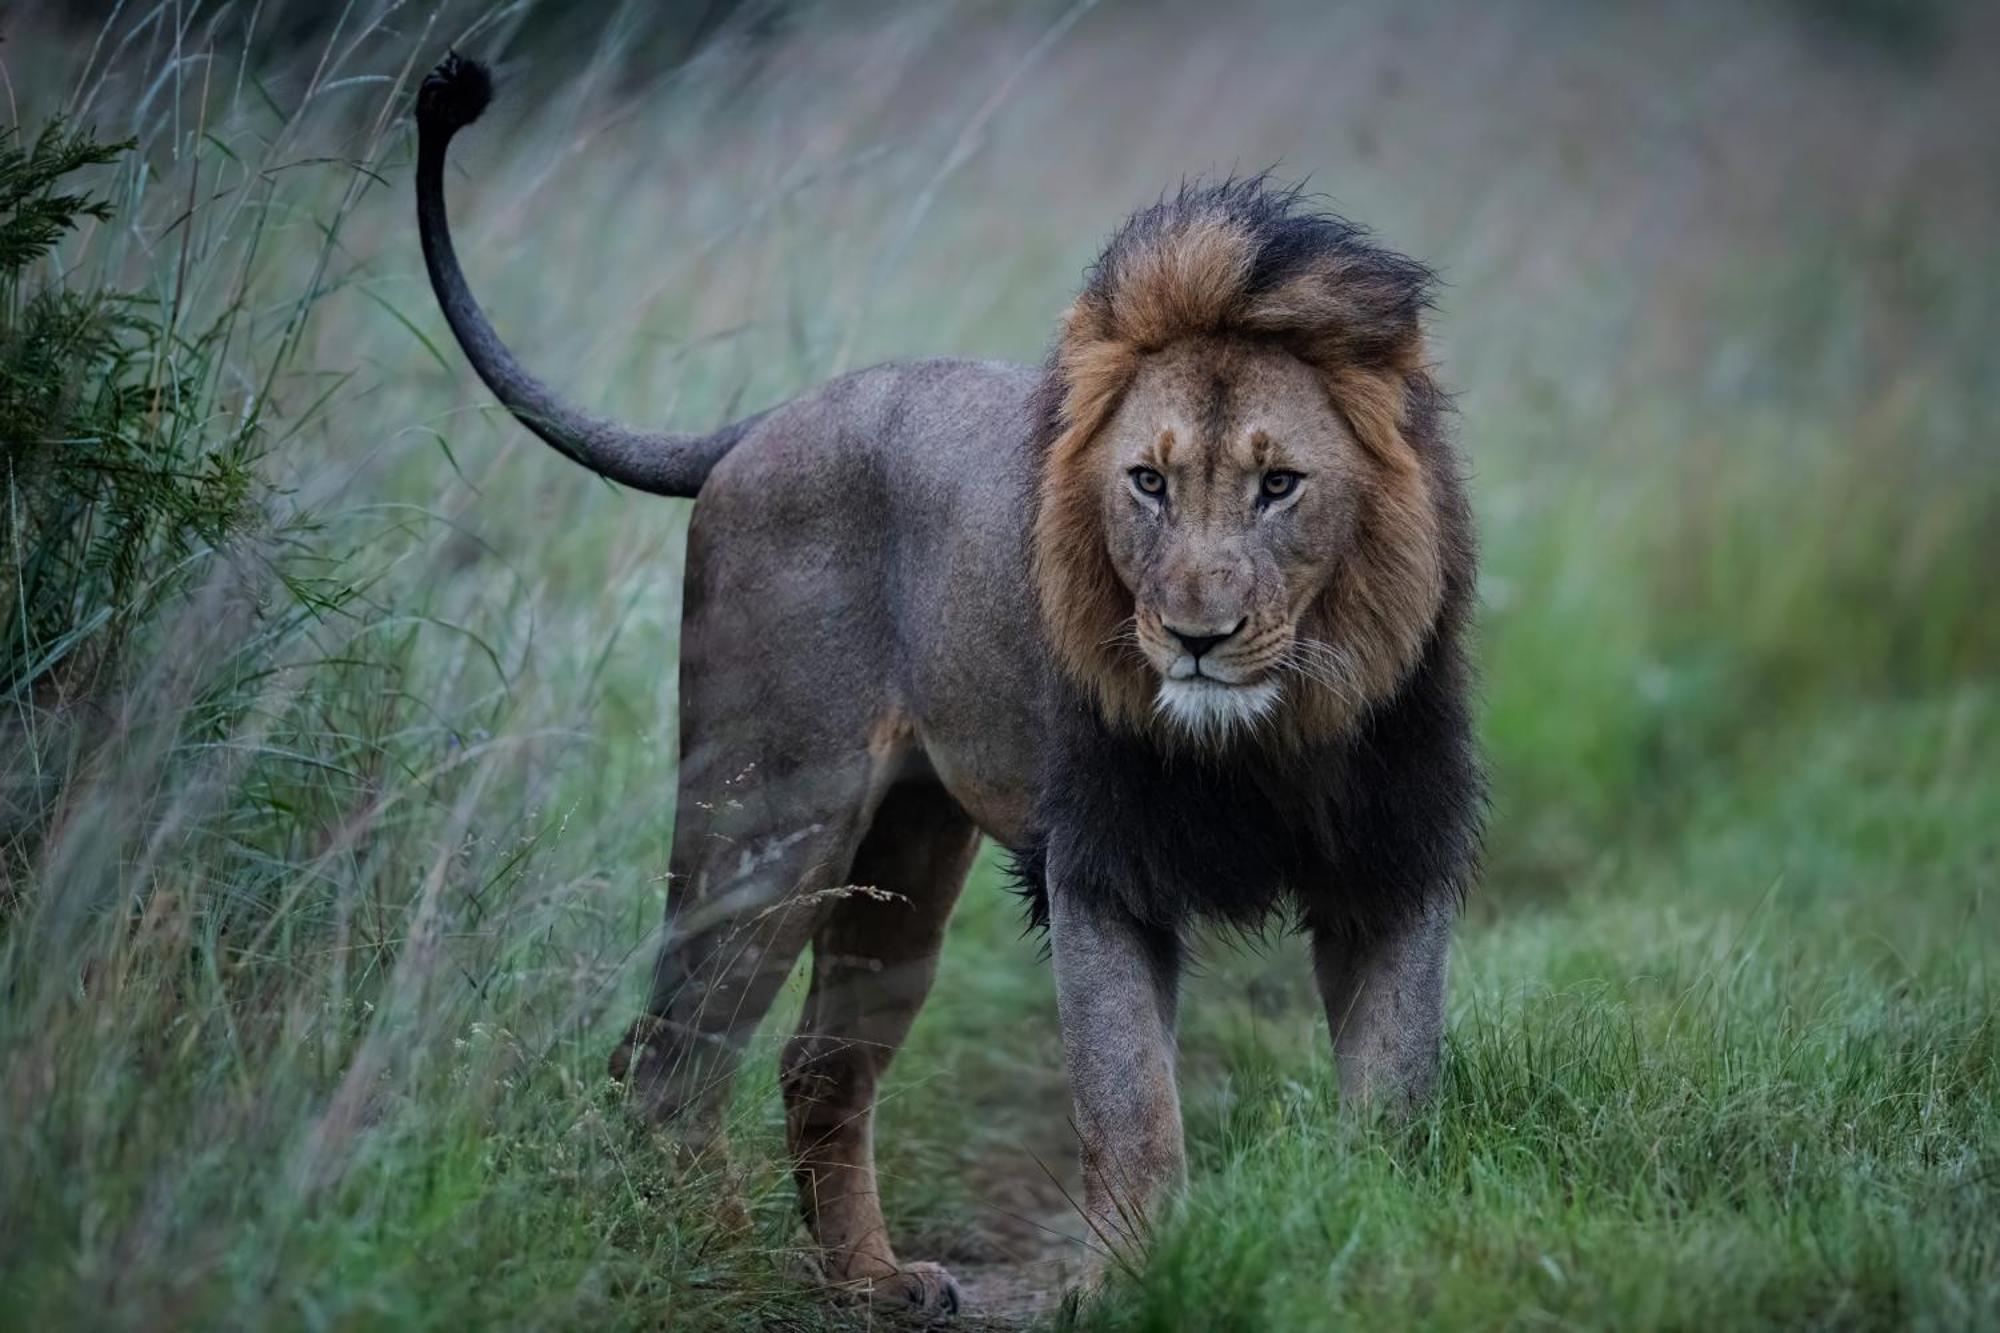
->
1166, 620, 1244, 660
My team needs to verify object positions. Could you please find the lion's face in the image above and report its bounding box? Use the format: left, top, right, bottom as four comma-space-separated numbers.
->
1030, 185, 1451, 749
1094, 338, 1365, 737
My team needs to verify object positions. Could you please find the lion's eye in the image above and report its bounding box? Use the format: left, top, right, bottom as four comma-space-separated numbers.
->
1130, 466, 1166, 498
1260, 470, 1304, 502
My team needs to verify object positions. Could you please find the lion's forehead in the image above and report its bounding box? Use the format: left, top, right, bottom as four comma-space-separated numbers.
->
1121, 339, 1347, 471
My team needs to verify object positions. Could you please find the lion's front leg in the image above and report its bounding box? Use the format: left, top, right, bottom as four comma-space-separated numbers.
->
1048, 882, 1184, 1261
1311, 904, 1453, 1116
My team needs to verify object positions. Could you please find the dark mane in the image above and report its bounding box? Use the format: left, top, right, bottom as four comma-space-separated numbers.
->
1007, 615, 1484, 942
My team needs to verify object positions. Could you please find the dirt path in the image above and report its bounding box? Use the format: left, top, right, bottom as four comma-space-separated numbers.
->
952, 1203, 1094, 1326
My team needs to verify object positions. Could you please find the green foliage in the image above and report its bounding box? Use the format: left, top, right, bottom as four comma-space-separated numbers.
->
0, 121, 258, 705
0, 122, 122, 269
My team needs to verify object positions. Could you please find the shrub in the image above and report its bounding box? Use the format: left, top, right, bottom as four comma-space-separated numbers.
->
0, 120, 265, 854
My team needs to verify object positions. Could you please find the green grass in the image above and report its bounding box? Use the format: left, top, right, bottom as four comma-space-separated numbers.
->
1076, 692, 1997, 1329
1, 2, 1995, 1330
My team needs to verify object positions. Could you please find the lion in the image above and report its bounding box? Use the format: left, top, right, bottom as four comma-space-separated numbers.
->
415, 52, 1482, 1316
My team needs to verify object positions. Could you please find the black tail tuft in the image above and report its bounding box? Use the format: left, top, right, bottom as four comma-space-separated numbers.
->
416, 50, 492, 140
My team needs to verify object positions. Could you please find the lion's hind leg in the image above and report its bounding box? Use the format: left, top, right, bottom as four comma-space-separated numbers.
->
610, 735, 879, 1156
781, 778, 980, 1317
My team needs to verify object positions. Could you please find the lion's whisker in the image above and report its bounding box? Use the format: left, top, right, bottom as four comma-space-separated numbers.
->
1281, 640, 1364, 710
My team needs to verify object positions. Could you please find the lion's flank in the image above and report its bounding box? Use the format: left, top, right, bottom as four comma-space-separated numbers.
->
1030, 176, 1460, 742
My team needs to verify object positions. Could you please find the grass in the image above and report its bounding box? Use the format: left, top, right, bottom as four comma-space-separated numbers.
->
1078, 691, 1997, 1329
1, 1, 1995, 1329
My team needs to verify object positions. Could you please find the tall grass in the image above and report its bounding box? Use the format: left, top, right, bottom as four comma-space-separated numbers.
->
0, 1, 1994, 1329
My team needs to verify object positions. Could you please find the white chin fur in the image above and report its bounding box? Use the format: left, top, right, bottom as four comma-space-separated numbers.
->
1154, 677, 1281, 741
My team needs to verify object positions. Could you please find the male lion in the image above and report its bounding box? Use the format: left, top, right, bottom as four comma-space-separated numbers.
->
416, 53, 1481, 1316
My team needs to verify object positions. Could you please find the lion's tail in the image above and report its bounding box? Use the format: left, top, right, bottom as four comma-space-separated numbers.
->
414, 53, 749, 499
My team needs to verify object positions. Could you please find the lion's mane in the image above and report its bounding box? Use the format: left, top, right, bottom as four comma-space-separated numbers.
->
1013, 178, 1483, 941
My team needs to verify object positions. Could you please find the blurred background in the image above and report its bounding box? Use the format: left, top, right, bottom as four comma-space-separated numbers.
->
1, 2, 1994, 1328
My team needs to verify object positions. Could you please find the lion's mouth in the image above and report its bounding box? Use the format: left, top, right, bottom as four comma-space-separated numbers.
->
1159, 648, 1263, 686
1160, 648, 1271, 688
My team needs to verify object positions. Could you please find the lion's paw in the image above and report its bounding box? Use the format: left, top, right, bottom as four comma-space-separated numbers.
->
852, 1261, 962, 1320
